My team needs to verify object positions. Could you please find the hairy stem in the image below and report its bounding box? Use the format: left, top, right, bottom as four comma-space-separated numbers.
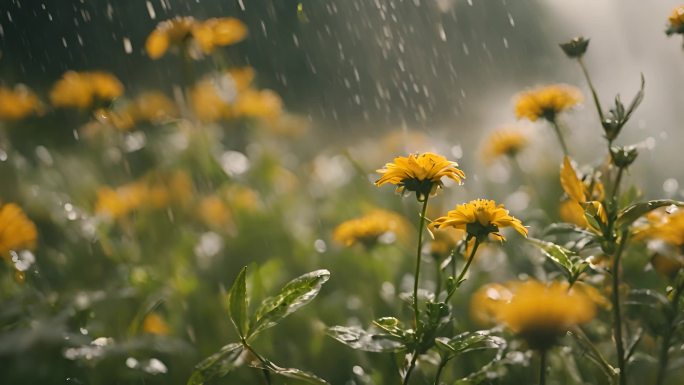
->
578, 57, 605, 122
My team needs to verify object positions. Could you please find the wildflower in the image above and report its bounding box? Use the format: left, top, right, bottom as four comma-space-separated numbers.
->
142, 312, 171, 335
514, 84, 582, 122
50, 71, 124, 109
428, 227, 463, 260
559, 156, 606, 229
94, 183, 147, 219
667, 6, 684, 35
199, 196, 233, 229
480, 128, 528, 164
98, 91, 178, 130
333, 209, 410, 248
650, 254, 684, 279
470, 283, 514, 326
494, 280, 596, 350
375, 152, 465, 200
190, 79, 233, 122
233, 89, 283, 121
0, 85, 43, 120
145, 16, 247, 59
433, 199, 527, 242
0, 203, 38, 259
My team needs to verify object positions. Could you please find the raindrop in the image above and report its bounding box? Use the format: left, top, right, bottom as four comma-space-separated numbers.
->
220, 151, 250, 177
0, 149, 7, 161
145, 1, 156, 19
122, 37, 132, 54
314, 239, 327, 253
663, 178, 678, 195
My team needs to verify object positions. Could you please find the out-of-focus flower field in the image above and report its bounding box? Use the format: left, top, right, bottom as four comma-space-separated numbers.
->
2, 3, 684, 385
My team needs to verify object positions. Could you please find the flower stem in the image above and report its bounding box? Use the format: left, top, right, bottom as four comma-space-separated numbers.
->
655, 282, 683, 385
577, 57, 605, 122
243, 341, 272, 385
446, 238, 480, 302
403, 352, 419, 385
611, 231, 629, 385
612, 166, 625, 199
550, 119, 569, 156
434, 358, 448, 385
539, 349, 547, 385
413, 197, 430, 329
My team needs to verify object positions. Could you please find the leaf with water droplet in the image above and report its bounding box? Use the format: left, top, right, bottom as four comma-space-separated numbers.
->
187, 343, 243, 385
249, 269, 330, 338
327, 325, 404, 352
228, 267, 248, 338
250, 358, 329, 385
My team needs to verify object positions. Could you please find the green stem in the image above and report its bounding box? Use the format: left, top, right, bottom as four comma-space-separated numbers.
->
612, 166, 625, 200
243, 342, 272, 385
413, 197, 430, 329
655, 283, 683, 385
446, 238, 480, 302
403, 352, 419, 385
435, 258, 442, 298
550, 119, 569, 157
539, 349, 547, 385
434, 358, 449, 385
578, 57, 605, 122
611, 231, 629, 385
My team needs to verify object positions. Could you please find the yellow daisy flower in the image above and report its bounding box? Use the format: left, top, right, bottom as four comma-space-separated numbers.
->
0, 85, 43, 120
375, 152, 465, 200
494, 280, 596, 350
333, 209, 410, 248
515, 84, 582, 122
50, 71, 124, 109
433, 199, 527, 242
480, 128, 528, 164
0, 203, 38, 259
145, 16, 247, 59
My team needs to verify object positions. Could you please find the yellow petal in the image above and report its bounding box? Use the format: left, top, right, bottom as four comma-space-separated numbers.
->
561, 156, 586, 202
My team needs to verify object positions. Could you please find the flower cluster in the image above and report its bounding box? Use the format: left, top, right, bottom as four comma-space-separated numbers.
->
0, 85, 43, 120
50, 71, 124, 109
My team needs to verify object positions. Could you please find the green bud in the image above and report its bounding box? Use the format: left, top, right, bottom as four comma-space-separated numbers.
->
602, 117, 622, 141
610, 146, 639, 168
559, 37, 590, 58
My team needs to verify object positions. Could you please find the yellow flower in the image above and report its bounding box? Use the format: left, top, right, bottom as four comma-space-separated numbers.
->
470, 283, 515, 326
333, 209, 410, 248
433, 199, 527, 242
515, 84, 582, 122
668, 6, 684, 34
494, 280, 596, 350
559, 156, 606, 229
375, 152, 465, 200
637, 208, 684, 247
190, 80, 233, 122
0, 203, 38, 259
50, 71, 124, 109
650, 254, 684, 279
480, 128, 528, 163
0, 85, 43, 120
94, 183, 147, 219
145, 17, 247, 59
198, 196, 233, 229
142, 312, 170, 335
233, 89, 282, 121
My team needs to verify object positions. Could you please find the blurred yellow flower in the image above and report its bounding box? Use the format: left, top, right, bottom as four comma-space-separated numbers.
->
145, 16, 247, 59
333, 209, 410, 248
470, 282, 514, 326
97, 91, 178, 131
190, 80, 233, 122
199, 196, 233, 229
0, 203, 38, 259
428, 227, 463, 260
494, 280, 596, 350
651, 254, 684, 279
515, 84, 582, 122
234, 89, 283, 121
637, 208, 684, 247
375, 152, 465, 200
95, 183, 147, 219
433, 199, 527, 241
480, 128, 528, 163
0, 85, 43, 120
50, 71, 124, 109
142, 312, 170, 335
668, 6, 684, 34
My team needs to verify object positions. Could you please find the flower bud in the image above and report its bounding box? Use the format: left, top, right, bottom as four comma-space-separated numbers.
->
610, 146, 639, 168
559, 37, 590, 58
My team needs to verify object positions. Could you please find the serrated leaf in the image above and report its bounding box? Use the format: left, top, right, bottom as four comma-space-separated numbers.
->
327, 325, 404, 352
250, 269, 330, 337
528, 238, 575, 278
435, 331, 506, 357
187, 343, 244, 385
616, 200, 684, 229
228, 267, 248, 338
250, 359, 329, 385
624, 74, 645, 122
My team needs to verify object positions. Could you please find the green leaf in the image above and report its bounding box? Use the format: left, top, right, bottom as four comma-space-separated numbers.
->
187, 343, 244, 385
250, 269, 330, 338
543, 223, 597, 238
616, 200, 684, 229
528, 238, 575, 278
251, 359, 330, 385
327, 325, 404, 352
372, 317, 406, 339
228, 267, 248, 338
435, 331, 506, 358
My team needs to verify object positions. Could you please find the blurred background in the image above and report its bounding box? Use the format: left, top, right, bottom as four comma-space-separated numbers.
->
1, 0, 683, 384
